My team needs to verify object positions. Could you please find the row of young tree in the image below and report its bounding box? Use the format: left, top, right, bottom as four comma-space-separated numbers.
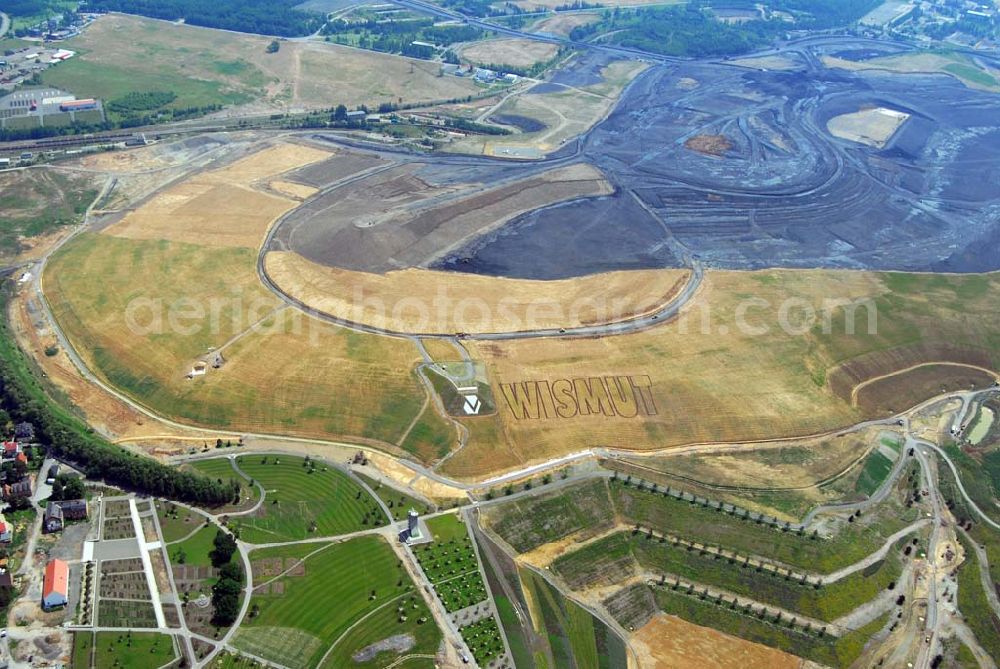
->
0, 299, 238, 506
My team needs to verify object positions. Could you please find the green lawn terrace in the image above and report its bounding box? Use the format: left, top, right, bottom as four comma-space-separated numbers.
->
222, 454, 388, 543
236, 535, 442, 669
460, 617, 505, 666
415, 515, 490, 613
187, 456, 261, 513
72, 631, 178, 669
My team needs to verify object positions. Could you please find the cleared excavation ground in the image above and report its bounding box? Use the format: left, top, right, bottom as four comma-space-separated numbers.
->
457, 38, 560, 69
448, 56, 649, 157
632, 614, 800, 669
827, 107, 909, 148
103, 143, 332, 248
265, 251, 689, 334
273, 161, 613, 273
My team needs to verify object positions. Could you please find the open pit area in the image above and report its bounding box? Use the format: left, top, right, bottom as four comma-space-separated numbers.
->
269, 157, 611, 273
430, 38, 1000, 277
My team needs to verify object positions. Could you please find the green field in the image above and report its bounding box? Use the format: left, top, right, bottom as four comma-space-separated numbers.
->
41, 51, 252, 113
520, 567, 627, 669
942, 444, 1000, 525
188, 456, 260, 512
944, 63, 998, 88
356, 473, 432, 521
170, 524, 218, 569
92, 632, 176, 669
955, 532, 1000, 660
854, 449, 894, 496
71, 631, 94, 669
235, 535, 442, 669
226, 455, 386, 543
156, 500, 205, 544
485, 475, 920, 574
553, 531, 910, 622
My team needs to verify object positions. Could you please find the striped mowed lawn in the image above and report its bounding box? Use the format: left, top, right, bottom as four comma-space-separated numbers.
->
188, 456, 261, 512
228, 456, 387, 543
236, 536, 437, 668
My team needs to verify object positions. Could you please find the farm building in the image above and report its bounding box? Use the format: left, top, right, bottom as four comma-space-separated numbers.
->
3, 479, 32, 501
44, 503, 64, 533
43, 559, 69, 609
44, 499, 88, 533
473, 67, 496, 82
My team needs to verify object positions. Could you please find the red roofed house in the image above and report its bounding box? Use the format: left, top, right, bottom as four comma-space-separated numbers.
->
2, 441, 19, 459
43, 559, 69, 609
15, 452, 27, 466
0, 515, 10, 543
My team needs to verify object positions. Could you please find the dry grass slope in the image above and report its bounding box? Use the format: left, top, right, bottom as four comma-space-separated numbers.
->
265, 251, 688, 333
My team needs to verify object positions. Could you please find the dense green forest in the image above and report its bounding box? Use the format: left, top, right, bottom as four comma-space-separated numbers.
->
571, 6, 783, 58
0, 292, 238, 506
83, 0, 322, 37
322, 18, 482, 60
571, 1, 881, 58
2, 0, 71, 18
765, 0, 883, 28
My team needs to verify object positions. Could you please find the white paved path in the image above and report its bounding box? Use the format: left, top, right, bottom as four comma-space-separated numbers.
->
129, 498, 167, 628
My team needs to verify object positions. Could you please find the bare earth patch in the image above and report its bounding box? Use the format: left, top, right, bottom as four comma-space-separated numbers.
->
458, 39, 559, 69
827, 107, 910, 148
632, 613, 802, 669
684, 134, 734, 156
103, 143, 330, 248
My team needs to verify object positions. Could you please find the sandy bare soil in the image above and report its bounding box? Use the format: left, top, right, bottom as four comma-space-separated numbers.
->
103, 143, 330, 248
265, 251, 688, 333
269, 180, 318, 200
458, 39, 560, 68
528, 12, 601, 37
827, 107, 909, 148
632, 614, 802, 669
685, 134, 734, 156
